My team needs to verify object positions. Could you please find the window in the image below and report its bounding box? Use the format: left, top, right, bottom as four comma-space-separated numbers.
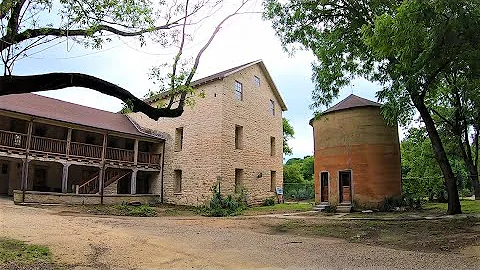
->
174, 170, 182, 193
270, 137, 276, 156
235, 169, 243, 193
234, 81, 243, 101
235, 125, 243, 149
254, 76, 260, 87
270, 171, 276, 192
269, 99, 275, 116
175, 127, 183, 151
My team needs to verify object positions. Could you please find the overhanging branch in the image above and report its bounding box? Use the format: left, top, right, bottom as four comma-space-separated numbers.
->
0, 73, 184, 119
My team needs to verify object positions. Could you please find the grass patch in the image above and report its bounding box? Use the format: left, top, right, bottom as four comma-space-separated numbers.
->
83, 203, 157, 217
0, 238, 59, 269
271, 217, 480, 253
424, 200, 480, 214
244, 202, 313, 216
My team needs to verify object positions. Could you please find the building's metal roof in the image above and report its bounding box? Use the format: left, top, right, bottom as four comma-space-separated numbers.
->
0, 93, 162, 140
323, 94, 381, 114
146, 60, 288, 111
309, 94, 382, 126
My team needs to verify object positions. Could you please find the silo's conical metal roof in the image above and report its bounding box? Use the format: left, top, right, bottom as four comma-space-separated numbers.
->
323, 94, 381, 114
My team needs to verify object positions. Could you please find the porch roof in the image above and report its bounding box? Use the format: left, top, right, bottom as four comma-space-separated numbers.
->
0, 93, 162, 140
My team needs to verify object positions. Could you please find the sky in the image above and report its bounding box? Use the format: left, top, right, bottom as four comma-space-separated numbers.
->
10, 0, 383, 160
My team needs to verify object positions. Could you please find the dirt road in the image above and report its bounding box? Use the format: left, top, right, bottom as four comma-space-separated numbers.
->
0, 198, 478, 269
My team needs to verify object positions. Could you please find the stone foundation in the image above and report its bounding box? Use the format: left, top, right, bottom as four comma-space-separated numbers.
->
13, 190, 160, 205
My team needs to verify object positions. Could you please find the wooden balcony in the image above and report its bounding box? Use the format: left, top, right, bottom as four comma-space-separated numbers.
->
138, 152, 161, 165
106, 147, 134, 163
70, 142, 102, 160
0, 130, 27, 150
0, 129, 161, 166
31, 136, 67, 155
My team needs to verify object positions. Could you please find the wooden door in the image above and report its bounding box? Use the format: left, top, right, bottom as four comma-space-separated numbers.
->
339, 171, 351, 203
320, 172, 328, 202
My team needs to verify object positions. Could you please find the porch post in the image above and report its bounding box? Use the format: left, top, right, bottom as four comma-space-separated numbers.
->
100, 133, 107, 204
66, 128, 72, 159
133, 139, 139, 166
61, 163, 70, 193
21, 120, 33, 202
20, 158, 30, 193
131, 169, 138, 195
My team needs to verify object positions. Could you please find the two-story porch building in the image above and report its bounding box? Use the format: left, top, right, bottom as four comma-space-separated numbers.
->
0, 93, 165, 204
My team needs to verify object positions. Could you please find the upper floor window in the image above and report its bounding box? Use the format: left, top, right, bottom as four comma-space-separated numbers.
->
235, 125, 243, 149
235, 81, 243, 101
175, 127, 183, 151
269, 99, 275, 116
270, 136, 276, 156
254, 76, 260, 87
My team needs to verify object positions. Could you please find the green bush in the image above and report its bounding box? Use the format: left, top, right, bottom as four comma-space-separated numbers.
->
114, 203, 157, 217
199, 185, 247, 217
323, 205, 336, 213
460, 188, 473, 198
262, 197, 276, 206
380, 195, 423, 212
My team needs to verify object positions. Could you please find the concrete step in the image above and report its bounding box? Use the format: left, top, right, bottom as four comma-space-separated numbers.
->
314, 202, 330, 211
336, 204, 352, 213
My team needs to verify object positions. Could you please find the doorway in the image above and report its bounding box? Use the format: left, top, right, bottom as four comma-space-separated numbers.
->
33, 167, 48, 192
339, 171, 352, 203
320, 172, 328, 202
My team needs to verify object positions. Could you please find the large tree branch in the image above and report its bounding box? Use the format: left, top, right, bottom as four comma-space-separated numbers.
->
0, 73, 183, 119
178, 0, 250, 108
0, 22, 185, 52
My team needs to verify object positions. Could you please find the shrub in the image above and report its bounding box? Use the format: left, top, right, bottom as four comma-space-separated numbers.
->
262, 197, 276, 206
380, 195, 423, 212
199, 185, 247, 217
460, 188, 473, 198
323, 205, 336, 213
114, 203, 157, 217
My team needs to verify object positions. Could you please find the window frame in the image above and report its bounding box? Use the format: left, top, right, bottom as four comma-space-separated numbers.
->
254, 76, 260, 87
270, 171, 276, 192
269, 99, 275, 116
235, 125, 243, 150
234, 80, 243, 101
175, 127, 183, 152
174, 170, 182, 193
235, 168, 244, 193
270, 136, 276, 156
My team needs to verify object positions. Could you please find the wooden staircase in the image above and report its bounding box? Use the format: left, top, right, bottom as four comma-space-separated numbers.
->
76, 170, 131, 194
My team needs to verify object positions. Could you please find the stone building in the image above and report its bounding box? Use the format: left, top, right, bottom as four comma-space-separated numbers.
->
0, 60, 286, 206
310, 94, 401, 210
130, 60, 286, 205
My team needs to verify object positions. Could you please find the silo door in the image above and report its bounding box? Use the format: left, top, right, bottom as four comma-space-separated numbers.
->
320, 172, 328, 202
339, 171, 351, 203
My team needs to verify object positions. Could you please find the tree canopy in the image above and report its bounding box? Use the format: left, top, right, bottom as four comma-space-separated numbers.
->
282, 117, 294, 155
265, 0, 480, 214
0, 0, 253, 120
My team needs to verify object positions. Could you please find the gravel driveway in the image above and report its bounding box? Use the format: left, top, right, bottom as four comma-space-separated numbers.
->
0, 197, 478, 269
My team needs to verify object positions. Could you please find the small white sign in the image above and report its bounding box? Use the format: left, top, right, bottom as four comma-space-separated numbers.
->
275, 187, 283, 195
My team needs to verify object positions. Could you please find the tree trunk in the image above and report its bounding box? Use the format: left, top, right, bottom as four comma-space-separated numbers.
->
0, 73, 184, 120
413, 99, 462, 214
454, 129, 480, 199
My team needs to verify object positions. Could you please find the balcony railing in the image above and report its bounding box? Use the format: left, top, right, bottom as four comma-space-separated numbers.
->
70, 142, 102, 159
106, 147, 135, 163
31, 136, 67, 154
0, 129, 159, 165
0, 130, 27, 149
138, 152, 161, 165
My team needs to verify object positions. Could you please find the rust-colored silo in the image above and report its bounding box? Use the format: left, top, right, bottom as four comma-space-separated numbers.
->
310, 94, 401, 208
